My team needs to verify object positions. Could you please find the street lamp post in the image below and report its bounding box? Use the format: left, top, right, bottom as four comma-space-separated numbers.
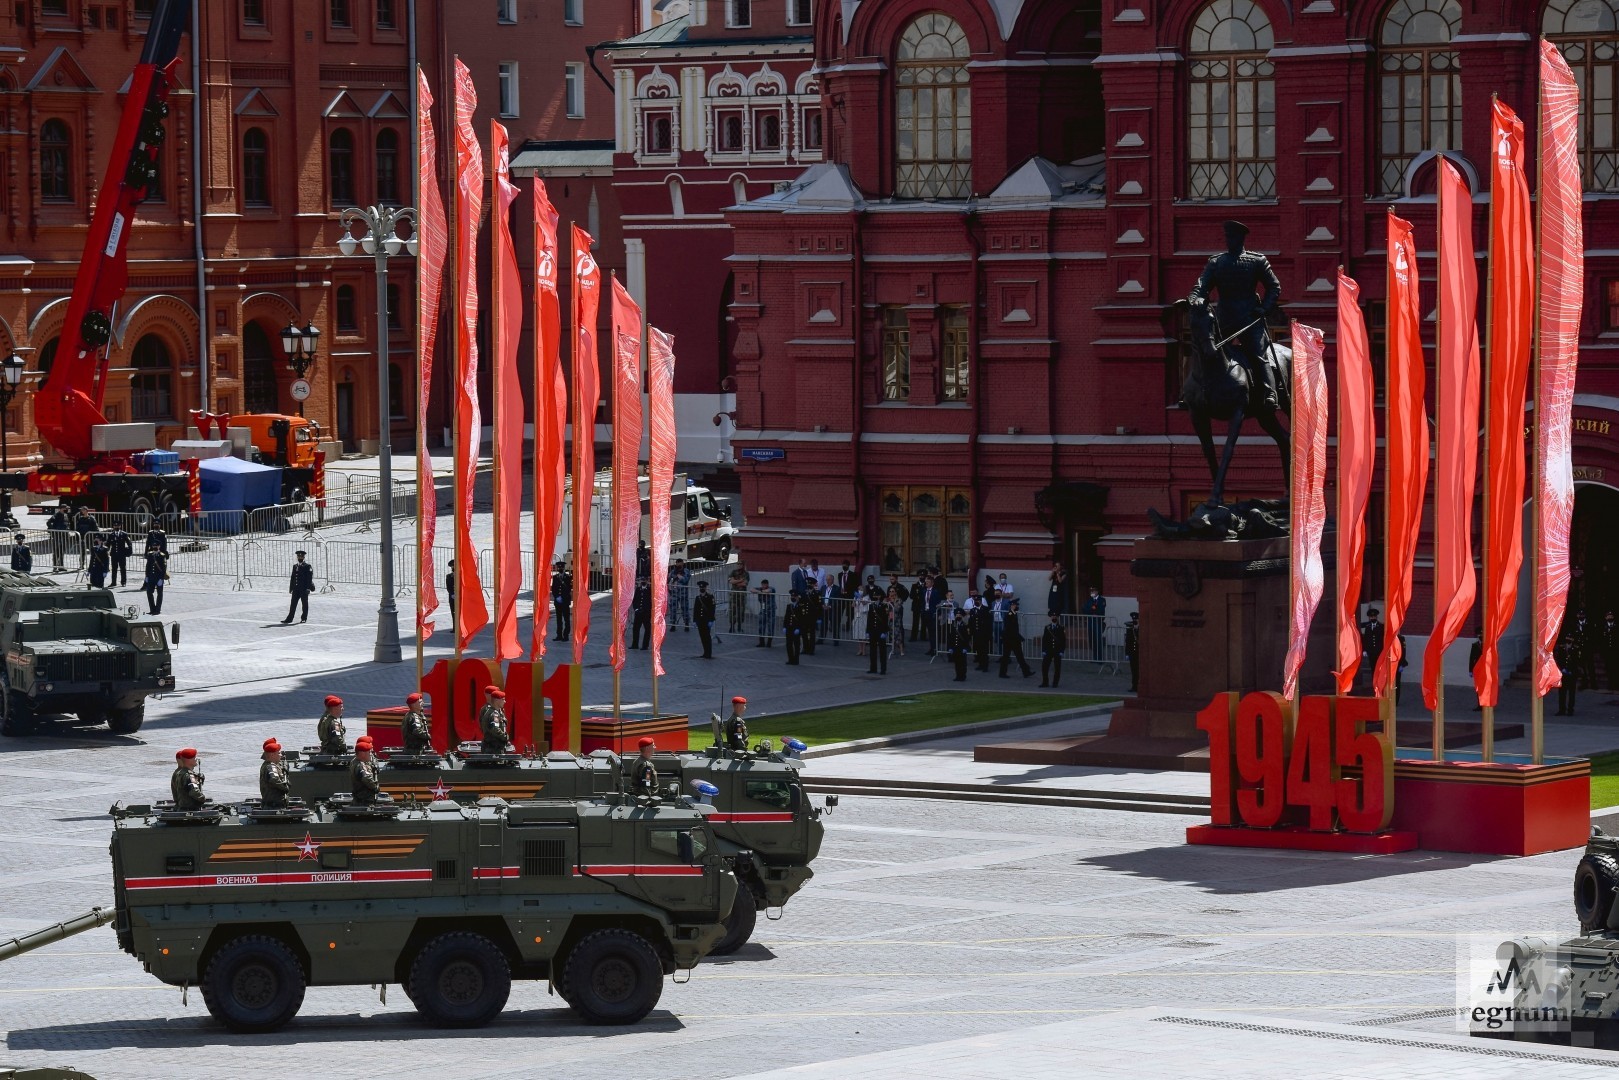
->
0, 353, 28, 530
338, 204, 416, 665
279, 320, 321, 417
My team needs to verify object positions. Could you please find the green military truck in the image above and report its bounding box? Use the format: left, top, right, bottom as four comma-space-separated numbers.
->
0, 570, 175, 736
286, 745, 830, 955
64, 794, 736, 1032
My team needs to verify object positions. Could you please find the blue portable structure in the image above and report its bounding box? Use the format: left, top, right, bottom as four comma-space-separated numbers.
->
197, 457, 283, 533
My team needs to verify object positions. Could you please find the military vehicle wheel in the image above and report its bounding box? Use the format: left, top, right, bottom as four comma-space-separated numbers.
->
107, 705, 144, 735
200, 934, 306, 1033
710, 890, 759, 956
0, 689, 36, 736
1575, 853, 1619, 933
562, 928, 663, 1024
407, 932, 511, 1028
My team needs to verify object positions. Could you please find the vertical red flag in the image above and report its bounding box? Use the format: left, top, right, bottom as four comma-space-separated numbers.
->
647, 327, 677, 679
1376, 212, 1428, 698
452, 60, 488, 651
490, 122, 523, 661
1475, 98, 1534, 708
1421, 159, 1482, 710
415, 68, 447, 643
570, 225, 602, 666
1334, 272, 1374, 693
1535, 40, 1585, 698
530, 179, 565, 661
1283, 321, 1328, 701
608, 278, 643, 674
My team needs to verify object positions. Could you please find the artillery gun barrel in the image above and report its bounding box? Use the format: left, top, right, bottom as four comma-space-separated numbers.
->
0, 906, 114, 962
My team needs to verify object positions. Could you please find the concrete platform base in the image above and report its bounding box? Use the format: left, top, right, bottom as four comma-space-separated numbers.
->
974, 732, 1211, 771
1186, 823, 1419, 853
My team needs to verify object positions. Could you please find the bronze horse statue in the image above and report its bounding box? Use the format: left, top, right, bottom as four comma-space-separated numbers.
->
1178, 295, 1291, 506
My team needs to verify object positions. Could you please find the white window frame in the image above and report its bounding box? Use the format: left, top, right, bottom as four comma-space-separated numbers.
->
565, 63, 586, 119
726, 0, 751, 29
787, 0, 812, 26
498, 62, 519, 118
564, 0, 583, 25
496, 0, 516, 25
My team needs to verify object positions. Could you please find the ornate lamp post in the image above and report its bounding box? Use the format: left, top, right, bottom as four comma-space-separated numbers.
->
0, 352, 28, 529
279, 320, 321, 417
337, 204, 417, 665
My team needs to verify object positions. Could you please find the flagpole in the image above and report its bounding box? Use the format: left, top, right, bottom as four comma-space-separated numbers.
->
1334, 270, 1344, 697
1288, 319, 1298, 719
1382, 210, 1396, 751
448, 58, 463, 665
414, 64, 426, 690
1432, 179, 1446, 763
1480, 95, 1499, 762
1530, 88, 1546, 766
610, 270, 622, 721
645, 309, 657, 721
489, 123, 505, 676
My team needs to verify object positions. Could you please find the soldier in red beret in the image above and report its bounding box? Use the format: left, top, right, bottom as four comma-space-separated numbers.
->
479, 686, 509, 755
402, 691, 433, 755
170, 747, 206, 811
632, 736, 659, 796
725, 696, 750, 752
259, 738, 290, 808
317, 694, 347, 756
350, 735, 380, 805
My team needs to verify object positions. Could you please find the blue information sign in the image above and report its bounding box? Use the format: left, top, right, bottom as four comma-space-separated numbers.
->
739, 447, 787, 463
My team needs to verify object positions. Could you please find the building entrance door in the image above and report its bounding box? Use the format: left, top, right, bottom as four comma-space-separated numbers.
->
336, 382, 356, 453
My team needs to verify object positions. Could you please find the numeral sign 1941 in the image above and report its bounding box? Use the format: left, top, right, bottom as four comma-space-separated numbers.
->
1196, 691, 1394, 834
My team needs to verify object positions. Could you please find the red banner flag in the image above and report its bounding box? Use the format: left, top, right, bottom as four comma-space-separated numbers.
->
1535, 40, 1585, 698
531, 179, 565, 661
415, 68, 447, 643
608, 278, 643, 674
1376, 212, 1429, 698
1422, 159, 1482, 710
1284, 321, 1328, 701
648, 327, 677, 679
1475, 98, 1534, 709
452, 60, 488, 651
570, 225, 602, 666
1334, 271, 1374, 694
490, 122, 523, 661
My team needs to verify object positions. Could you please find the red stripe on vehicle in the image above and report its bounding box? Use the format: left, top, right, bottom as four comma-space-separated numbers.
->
707, 813, 795, 823
471, 866, 521, 879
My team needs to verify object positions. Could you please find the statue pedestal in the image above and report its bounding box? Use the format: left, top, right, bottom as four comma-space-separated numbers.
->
977, 535, 1333, 771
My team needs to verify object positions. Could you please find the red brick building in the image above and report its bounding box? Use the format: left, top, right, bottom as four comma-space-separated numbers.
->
727, 0, 1619, 665
0, 0, 441, 466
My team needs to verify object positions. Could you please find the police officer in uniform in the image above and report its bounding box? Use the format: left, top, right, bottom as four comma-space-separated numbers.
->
725, 696, 750, 751
317, 694, 348, 756
999, 598, 1032, 678
969, 599, 992, 672
479, 686, 510, 754
631, 736, 659, 796
87, 536, 110, 589
1124, 611, 1141, 692
867, 592, 891, 675
10, 534, 31, 573
350, 736, 381, 805
1188, 219, 1284, 411
693, 580, 717, 659
1040, 613, 1067, 688
170, 747, 206, 811
784, 591, 803, 665
552, 560, 572, 641
401, 691, 434, 755
259, 738, 290, 808
284, 549, 314, 624
947, 610, 970, 682
1358, 608, 1385, 682
108, 525, 131, 586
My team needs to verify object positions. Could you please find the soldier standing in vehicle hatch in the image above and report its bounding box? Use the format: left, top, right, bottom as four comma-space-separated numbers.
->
350, 736, 381, 804
170, 747, 206, 810
401, 691, 434, 755
725, 696, 749, 752
479, 686, 510, 754
259, 738, 290, 808
317, 694, 348, 755
631, 736, 659, 796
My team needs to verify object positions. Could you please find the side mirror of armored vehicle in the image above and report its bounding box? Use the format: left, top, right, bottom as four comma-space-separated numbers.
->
171, 623, 181, 646
825, 794, 839, 811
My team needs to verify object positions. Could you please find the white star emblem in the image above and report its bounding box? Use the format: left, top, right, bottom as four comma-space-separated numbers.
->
296, 832, 320, 861
429, 779, 452, 800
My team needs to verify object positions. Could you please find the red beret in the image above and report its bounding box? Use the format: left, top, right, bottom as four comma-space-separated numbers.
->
355, 736, 374, 751
638, 737, 656, 748
732, 696, 747, 704
484, 684, 499, 694
176, 747, 197, 760
490, 689, 506, 699
324, 695, 343, 708
262, 738, 281, 754
406, 692, 423, 704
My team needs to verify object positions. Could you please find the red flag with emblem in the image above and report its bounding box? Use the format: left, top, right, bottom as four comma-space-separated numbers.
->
1333, 271, 1374, 694
415, 67, 447, 644
452, 59, 488, 651
648, 327, 677, 678
490, 121, 523, 661
608, 278, 643, 674
531, 179, 565, 660
570, 225, 601, 666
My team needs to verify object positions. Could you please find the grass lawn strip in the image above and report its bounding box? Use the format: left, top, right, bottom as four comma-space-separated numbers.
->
1591, 752, 1619, 811
749, 690, 1108, 748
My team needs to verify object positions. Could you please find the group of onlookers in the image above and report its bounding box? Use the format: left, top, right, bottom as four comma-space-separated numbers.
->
9, 506, 171, 613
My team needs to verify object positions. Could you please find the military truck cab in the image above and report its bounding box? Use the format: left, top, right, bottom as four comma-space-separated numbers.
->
0, 572, 173, 736
109, 794, 735, 1033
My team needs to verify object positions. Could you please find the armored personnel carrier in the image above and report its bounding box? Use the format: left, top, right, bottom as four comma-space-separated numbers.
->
287, 744, 830, 954
0, 570, 175, 736
82, 793, 735, 1032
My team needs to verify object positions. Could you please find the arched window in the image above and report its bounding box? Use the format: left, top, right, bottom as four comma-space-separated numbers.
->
1187, 1, 1275, 200
130, 336, 174, 422
242, 127, 270, 206
329, 127, 355, 206
1544, 0, 1619, 191
335, 284, 358, 332
40, 119, 71, 202
1377, 0, 1461, 196
895, 14, 972, 199
755, 111, 782, 151
242, 322, 279, 414
375, 129, 400, 205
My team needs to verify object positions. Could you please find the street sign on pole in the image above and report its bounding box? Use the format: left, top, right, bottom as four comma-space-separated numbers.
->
290, 379, 312, 402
